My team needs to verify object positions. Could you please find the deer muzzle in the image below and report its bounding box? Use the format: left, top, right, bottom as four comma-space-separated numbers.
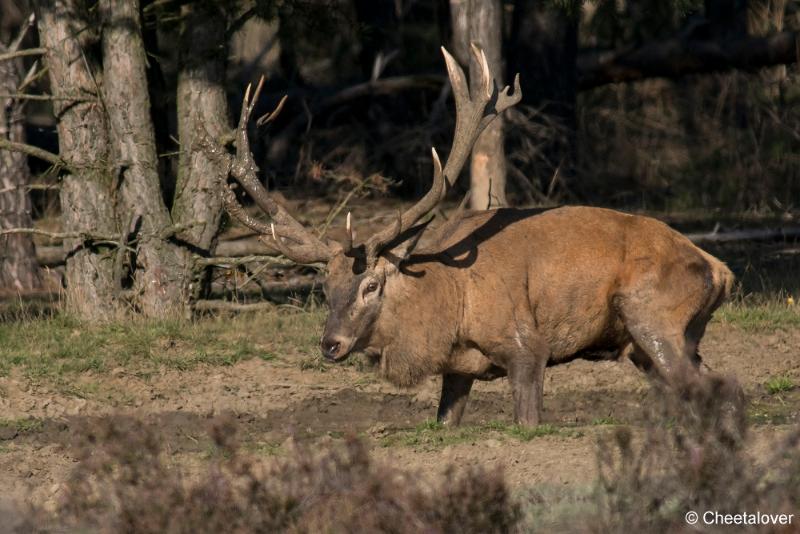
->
320, 335, 355, 362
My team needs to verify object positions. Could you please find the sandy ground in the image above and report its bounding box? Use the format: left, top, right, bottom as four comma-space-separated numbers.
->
0, 322, 798, 513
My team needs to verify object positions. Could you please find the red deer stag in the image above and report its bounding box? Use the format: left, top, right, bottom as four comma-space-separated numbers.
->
217, 46, 734, 427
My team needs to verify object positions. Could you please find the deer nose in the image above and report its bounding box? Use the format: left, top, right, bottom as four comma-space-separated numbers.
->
320, 338, 342, 361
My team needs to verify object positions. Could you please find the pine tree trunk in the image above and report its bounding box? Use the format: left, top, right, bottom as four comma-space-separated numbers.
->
467, 0, 507, 209
35, 0, 120, 320
171, 2, 231, 302
100, 0, 188, 318
0, 43, 42, 294
450, 0, 508, 209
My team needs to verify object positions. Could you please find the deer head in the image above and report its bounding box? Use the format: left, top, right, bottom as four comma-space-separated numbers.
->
219, 45, 521, 362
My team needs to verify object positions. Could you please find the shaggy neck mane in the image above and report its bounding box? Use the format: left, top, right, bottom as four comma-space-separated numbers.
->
369, 261, 461, 388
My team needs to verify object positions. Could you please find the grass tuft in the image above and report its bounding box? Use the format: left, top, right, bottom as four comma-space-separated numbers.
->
764, 375, 796, 395
0, 310, 326, 381
381, 419, 577, 450
715, 301, 800, 331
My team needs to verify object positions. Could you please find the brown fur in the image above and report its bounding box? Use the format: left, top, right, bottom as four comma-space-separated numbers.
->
321, 206, 734, 426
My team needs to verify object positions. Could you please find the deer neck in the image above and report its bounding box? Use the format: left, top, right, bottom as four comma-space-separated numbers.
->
367, 263, 462, 387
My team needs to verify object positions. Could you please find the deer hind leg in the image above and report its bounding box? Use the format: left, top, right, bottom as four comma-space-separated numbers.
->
437, 373, 474, 426
618, 299, 698, 386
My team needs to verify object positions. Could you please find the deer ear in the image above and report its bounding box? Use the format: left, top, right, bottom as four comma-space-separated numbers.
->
381, 218, 434, 266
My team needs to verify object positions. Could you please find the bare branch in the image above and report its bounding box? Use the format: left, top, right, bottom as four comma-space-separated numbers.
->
8, 13, 36, 53
686, 226, 800, 244
0, 227, 118, 242
578, 30, 800, 90
0, 93, 94, 102
195, 255, 319, 268
0, 138, 73, 172
0, 47, 46, 63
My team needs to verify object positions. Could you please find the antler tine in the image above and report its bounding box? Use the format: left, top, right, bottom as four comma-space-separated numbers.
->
343, 211, 354, 252
364, 147, 443, 263
362, 45, 521, 265
257, 94, 288, 126
221, 80, 336, 265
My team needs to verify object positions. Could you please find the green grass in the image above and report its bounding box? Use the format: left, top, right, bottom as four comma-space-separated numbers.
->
381, 419, 578, 450
591, 417, 622, 426
0, 310, 326, 381
0, 417, 43, 435
715, 301, 800, 331
764, 375, 796, 395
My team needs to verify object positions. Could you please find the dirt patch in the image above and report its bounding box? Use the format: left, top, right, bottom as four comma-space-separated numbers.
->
0, 322, 797, 511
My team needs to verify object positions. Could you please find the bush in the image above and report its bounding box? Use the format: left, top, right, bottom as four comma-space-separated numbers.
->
591, 375, 800, 533
23, 416, 519, 534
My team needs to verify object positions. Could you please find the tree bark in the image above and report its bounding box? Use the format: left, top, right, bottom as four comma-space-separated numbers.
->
449, 0, 470, 66
0, 41, 42, 294
100, 0, 187, 318
35, 0, 120, 320
171, 2, 231, 301
467, 0, 507, 209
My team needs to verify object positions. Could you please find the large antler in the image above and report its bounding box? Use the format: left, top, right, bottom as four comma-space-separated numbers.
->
220, 77, 336, 264
363, 43, 521, 265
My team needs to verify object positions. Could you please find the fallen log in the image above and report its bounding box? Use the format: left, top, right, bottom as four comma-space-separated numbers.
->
686, 226, 800, 244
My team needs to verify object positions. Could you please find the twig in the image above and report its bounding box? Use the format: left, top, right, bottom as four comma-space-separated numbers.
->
17, 62, 46, 93
0, 47, 46, 63
0, 93, 94, 102
317, 181, 367, 238
195, 254, 322, 269
9, 13, 36, 53
0, 139, 73, 172
0, 183, 58, 194
0, 228, 118, 241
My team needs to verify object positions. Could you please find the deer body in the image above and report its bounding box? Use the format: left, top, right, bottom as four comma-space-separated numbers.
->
350, 206, 732, 425
220, 46, 732, 427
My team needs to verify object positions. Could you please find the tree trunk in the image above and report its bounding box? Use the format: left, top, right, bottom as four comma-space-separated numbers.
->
0, 44, 42, 294
100, 0, 188, 318
171, 2, 231, 302
450, 0, 508, 209
35, 0, 120, 321
449, 0, 470, 66
510, 0, 578, 196
467, 0, 507, 209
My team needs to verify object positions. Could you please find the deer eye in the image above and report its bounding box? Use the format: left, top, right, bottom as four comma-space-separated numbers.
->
364, 281, 379, 295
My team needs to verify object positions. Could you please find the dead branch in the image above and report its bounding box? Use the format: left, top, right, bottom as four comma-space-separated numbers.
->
195, 254, 315, 268
0, 93, 94, 102
0, 138, 72, 172
0, 47, 46, 63
578, 31, 800, 90
686, 226, 800, 244
0, 227, 118, 242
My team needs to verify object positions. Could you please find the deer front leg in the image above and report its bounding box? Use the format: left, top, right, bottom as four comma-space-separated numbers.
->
437, 373, 474, 426
508, 355, 547, 426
